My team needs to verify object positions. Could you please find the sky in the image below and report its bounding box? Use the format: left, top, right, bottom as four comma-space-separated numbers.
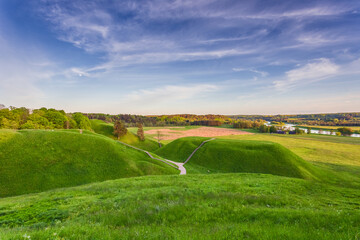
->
0, 0, 360, 115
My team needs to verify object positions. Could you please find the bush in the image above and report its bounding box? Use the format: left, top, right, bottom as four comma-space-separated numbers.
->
337, 127, 353, 136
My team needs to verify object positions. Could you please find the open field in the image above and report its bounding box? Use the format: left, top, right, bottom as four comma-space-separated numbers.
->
0, 129, 177, 197
1, 174, 360, 239
144, 126, 252, 140
217, 133, 360, 186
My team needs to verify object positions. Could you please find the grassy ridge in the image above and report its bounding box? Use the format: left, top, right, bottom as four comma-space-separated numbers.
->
0, 174, 359, 239
90, 119, 159, 151
155, 137, 209, 162
155, 137, 321, 179
0, 130, 178, 197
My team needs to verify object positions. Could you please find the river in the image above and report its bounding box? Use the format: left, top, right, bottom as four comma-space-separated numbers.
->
265, 122, 360, 138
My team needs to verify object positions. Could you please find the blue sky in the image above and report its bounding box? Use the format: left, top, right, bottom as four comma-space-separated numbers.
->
0, 0, 359, 114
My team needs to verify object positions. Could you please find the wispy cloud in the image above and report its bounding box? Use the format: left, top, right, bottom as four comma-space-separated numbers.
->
273, 58, 339, 90
127, 84, 219, 103
232, 68, 268, 77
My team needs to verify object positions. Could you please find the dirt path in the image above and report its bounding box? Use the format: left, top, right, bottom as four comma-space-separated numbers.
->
184, 138, 215, 164
117, 138, 215, 175
117, 141, 178, 169
165, 160, 186, 175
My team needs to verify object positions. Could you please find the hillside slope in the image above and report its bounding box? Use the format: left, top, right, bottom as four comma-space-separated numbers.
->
155, 137, 209, 162
90, 119, 159, 151
0, 174, 359, 239
156, 137, 323, 179
0, 130, 178, 197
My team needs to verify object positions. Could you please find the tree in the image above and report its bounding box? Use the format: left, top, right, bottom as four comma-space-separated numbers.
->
156, 130, 162, 147
137, 123, 145, 141
269, 126, 277, 133
72, 113, 92, 130
307, 127, 311, 134
337, 127, 353, 136
259, 124, 269, 133
113, 120, 127, 139
295, 127, 304, 135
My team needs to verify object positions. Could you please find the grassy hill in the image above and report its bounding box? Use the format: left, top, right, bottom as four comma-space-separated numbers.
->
90, 119, 159, 151
155, 137, 209, 162
156, 137, 325, 180
0, 129, 178, 197
0, 173, 359, 239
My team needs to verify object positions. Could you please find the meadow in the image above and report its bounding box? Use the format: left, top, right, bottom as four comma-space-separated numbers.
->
0, 129, 177, 197
0, 174, 359, 239
1, 123, 360, 239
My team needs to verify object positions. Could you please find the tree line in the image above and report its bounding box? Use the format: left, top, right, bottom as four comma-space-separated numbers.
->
229, 112, 360, 126
0, 106, 91, 130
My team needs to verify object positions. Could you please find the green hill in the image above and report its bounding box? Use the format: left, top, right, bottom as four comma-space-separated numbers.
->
156, 137, 323, 179
155, 137, 209, 162
0, 129, 178, 197
1, 174, 359, 239
90, 119, 159, 151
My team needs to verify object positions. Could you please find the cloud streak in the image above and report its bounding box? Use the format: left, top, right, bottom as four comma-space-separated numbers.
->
273, 58, 339, 90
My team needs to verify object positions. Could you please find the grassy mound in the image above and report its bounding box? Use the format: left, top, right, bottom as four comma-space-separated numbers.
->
0, 130, 178, 197
90, 119, 159, 151
155, 137, 209, 161
156, 137, 322, 179
0, 174, 359, 239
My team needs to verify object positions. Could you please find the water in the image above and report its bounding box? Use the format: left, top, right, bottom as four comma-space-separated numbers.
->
265, 122, 360, 138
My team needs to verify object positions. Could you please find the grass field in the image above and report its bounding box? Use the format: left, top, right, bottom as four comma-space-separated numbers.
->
297, 125, 360, 131
155, 137, 335, 181
0, 174, 360, 239
1, 126, 360, 239
91, 120, 160, 151
0, 129, 178, 197
155, 137, 210, 162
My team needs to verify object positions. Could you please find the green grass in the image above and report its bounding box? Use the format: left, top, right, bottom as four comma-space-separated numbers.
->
218, 133, 360, 167
155, 137, 210, 162
0, 173, 360, 239
0, 129, 178, 197
90, 120, 160, 151
156, 137, 326, 180
1, 126, 360, 239
298, 124, 360, 131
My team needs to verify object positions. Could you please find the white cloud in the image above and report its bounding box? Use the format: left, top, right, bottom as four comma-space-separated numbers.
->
232, 68, 268, 77
273, 58, 339, 90
127, 84, 219, 103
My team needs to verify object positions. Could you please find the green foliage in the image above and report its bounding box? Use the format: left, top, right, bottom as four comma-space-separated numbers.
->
0, 174, 360, 239
269, 126, 277, 133
0, 130, 178, 197
233, 119, 265, 129
295, 127, 304, 135
259, 124, 270, 133
0, 107, 93, 130
43, 109, 67, 129
337, 127, 353, 136
91, 120, 159, 151
307, 127, 311, 134
137, 123, 145, 141
72, 112, 92, 130
113, 120, 127, 139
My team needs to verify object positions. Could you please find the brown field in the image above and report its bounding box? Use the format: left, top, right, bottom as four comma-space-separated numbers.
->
145, 127, 252, 140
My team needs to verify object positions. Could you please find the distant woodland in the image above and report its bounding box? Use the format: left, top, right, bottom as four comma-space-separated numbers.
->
1, 104, 359, 130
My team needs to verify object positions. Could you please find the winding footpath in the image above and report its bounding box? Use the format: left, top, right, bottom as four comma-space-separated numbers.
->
117, 138, 215, 175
